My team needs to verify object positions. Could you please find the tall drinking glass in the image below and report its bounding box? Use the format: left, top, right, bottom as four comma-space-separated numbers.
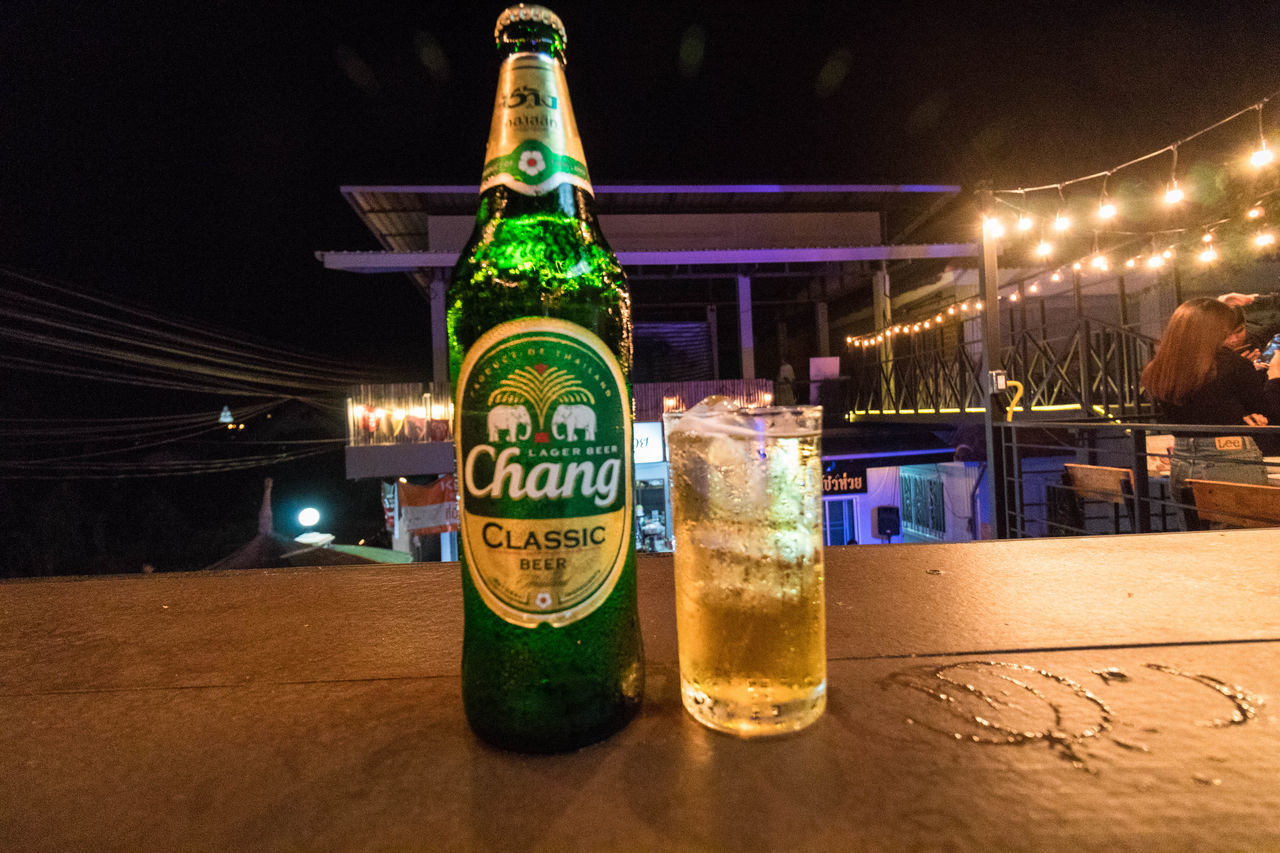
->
664, 397, 826, 737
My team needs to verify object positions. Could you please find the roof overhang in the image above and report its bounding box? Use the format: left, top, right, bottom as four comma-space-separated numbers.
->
317, 243, 979, 273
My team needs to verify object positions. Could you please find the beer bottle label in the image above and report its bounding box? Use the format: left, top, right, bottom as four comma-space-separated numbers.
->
455, 318, 631, 628
481, 53, 592, 197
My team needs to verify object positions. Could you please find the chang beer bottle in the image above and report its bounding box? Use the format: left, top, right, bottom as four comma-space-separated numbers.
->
447, 4, 642, 753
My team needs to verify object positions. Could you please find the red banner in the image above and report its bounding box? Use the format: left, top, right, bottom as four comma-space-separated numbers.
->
398, 475, 459, 536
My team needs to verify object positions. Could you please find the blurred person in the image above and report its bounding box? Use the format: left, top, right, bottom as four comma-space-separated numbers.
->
1218, 290, 1280, 354
1223, 305, 1256, 360
1141, 297, 1280, 496
775, 357, 797, 405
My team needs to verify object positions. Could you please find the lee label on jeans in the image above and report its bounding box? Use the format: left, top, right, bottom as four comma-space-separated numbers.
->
1215, 436, 1244, 451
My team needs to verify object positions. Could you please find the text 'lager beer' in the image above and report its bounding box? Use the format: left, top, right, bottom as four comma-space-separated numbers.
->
449, 4, 643, 752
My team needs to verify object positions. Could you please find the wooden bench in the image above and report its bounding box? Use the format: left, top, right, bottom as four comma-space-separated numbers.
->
1062, 463, 1136, 533
1187, 478, 1280, 528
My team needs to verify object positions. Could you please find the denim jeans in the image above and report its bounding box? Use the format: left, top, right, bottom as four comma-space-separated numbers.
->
1169, 435, 1267, 497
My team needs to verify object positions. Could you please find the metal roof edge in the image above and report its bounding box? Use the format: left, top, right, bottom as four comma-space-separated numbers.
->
339, 183, 964, 195
316, 243, 980, 271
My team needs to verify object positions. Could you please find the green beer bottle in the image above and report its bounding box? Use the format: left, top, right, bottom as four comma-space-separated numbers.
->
448, 4, 643, 752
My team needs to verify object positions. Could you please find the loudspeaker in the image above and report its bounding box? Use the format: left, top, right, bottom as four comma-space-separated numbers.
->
874, 505, 901, 539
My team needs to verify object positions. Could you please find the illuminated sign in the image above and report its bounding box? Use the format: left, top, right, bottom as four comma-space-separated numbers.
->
633, 421, 665, 464
822, 461, 867, 495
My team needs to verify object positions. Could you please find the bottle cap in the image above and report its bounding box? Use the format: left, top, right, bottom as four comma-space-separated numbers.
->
495, 5, 566, 43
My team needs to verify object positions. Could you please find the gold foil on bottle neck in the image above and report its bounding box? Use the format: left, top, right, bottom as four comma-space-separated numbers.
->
481, 52, 591, 196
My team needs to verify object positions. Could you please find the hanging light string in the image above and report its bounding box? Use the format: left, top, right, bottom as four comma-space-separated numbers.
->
996, 87, 1279, 195
849, 88, 1280, 349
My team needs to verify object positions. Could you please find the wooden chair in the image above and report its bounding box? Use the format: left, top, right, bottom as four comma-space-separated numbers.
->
1186, 479, 1280, 528
1062, 463, 1136, 534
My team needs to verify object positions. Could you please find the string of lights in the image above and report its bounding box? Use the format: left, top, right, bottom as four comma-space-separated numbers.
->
847, 87, 1280, 349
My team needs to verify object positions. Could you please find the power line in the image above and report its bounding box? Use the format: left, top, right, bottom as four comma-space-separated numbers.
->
0, 268, 415, 398
0, 445, 340, 479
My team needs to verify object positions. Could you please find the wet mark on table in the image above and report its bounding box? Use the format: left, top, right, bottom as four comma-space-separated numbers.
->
881, 660, 1264, 774
1141, 663, 1260, 727
883, 661, 1113, 771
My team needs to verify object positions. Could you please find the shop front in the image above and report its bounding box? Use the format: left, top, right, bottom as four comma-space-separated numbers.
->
633, 420, 673, 553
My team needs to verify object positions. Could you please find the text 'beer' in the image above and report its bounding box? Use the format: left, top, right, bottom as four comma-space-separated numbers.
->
448, 4, 642, 753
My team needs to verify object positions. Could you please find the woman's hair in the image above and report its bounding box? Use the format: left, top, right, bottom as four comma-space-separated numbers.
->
1141, 297, 1241, 404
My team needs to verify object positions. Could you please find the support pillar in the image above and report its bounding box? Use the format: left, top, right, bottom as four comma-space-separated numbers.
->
873, 263, 893, 409
977, 187, 1007, 539
706, 304, 720, 379
737, 272, 755, 380
429, 272, 450, 402
814, 301, 829, 358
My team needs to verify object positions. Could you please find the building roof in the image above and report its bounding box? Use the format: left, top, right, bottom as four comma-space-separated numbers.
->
336, 182, 971, 253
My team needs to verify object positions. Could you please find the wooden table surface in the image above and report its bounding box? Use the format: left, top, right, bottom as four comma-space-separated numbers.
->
3, 529, 1279, 851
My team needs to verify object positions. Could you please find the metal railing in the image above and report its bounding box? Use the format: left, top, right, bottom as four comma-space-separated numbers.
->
844, 310, 1158, 420
989, 419, 1280, 538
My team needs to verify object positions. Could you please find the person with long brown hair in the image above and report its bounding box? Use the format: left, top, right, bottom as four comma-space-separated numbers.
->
1141, 297, 1280, 495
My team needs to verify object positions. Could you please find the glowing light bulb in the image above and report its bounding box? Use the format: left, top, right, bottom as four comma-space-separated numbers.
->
960, 302, 969, 311
1248, 206, 1264, 219
846, 336, 853, 343
1098, 200, 1118, 219
1053, 214, 1071, 232
1202, 232, 1214, 242
1252, 144, 1275, 167
1051, 271, 1062, 282
974, 300, 984, 310
1164, 183, 1184, 204
1016, 213, 1034, 231
984, 217, 1005, 238
1199, 245, 1218, 263
1072, 261, 1082, 271
923, 320, 931, 329
1125, 257, 1137, 268
1091, 255, 1109, 271
1028, 283, 1039, 294
1162, 249, 1174, 259
935, 314, 944, 323
1035, 240, 1053, 257
947, 305, 956, 315
1008, 292, 1019, 302
1256, 231, 1277, 248
1147, 254, 1165, 269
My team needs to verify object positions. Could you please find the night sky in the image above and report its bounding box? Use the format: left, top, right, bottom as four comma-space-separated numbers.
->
7, 0, 1280, 376
3, 1, 1280, 571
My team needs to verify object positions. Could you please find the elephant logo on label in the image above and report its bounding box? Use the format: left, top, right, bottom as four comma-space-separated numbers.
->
487, 404, 532, 442
552, 404, 596, 441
